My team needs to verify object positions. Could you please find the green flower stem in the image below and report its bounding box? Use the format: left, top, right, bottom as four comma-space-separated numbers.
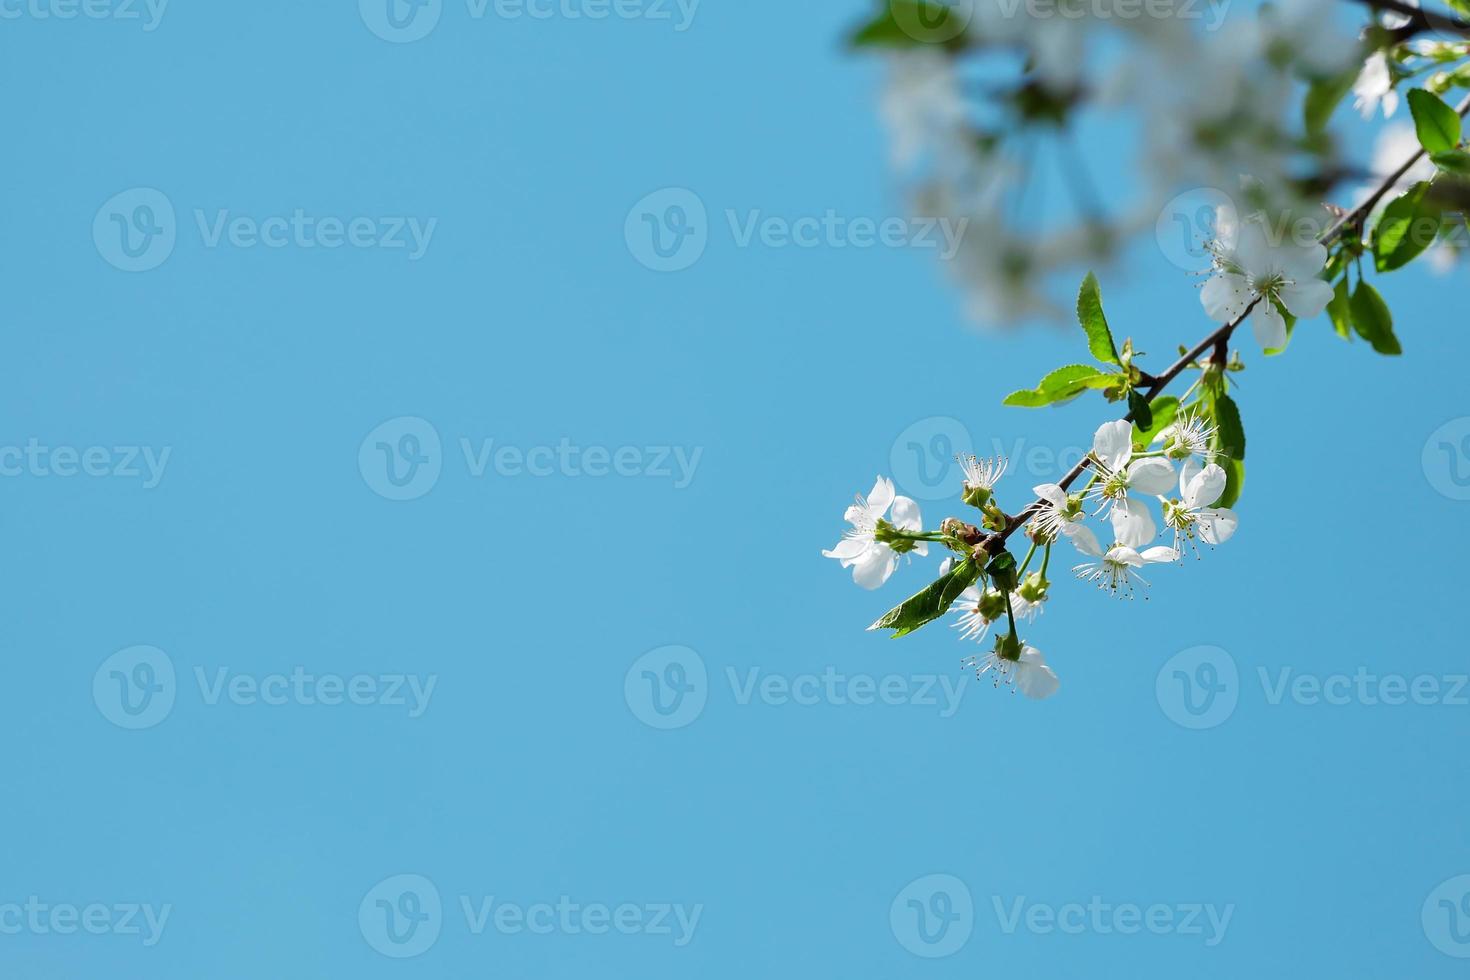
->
1017, 540, 1039, 576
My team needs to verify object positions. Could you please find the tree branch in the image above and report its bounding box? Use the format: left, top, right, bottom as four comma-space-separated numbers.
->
1000, 90, 1470, 540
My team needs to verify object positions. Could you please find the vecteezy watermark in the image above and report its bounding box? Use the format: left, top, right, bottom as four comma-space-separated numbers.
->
624, 647, 970, 730
92, 646, 437, 729
1156, 645, 1239, 729
0, 898, 171, 946
1423, 875, 1470, 958
358, 874, 702, 958
889, 415, 1089, 501
0, 0, 168, 30
1423, 416, 1470, 501
93, 188, 436, 272
890, 874, 974, 959
358, 416, 704, 501
624, 645, 707, 730
624, 188, 970, 273
1158, 644, 1470, 729
992, 0, 1230, 29
990, 896, 1234, 946
0, 440, 171, 488
359, 0, 699, 43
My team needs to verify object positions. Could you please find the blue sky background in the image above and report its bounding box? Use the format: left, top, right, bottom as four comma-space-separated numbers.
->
3, 1, 1470, 977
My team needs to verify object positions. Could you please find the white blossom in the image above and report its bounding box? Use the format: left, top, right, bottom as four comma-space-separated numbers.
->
964, 643, 1060, 699
1087, 419, 1175, 547
1069, 524, 1178, 598
1162, 461, 1240, 556
823, 476, 926, 589
1201, 218, 1334, 351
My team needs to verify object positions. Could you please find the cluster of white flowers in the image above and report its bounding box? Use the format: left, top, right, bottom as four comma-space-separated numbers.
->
822, 411, 1240, 700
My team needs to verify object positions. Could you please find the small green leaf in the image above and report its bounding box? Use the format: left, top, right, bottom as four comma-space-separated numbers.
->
849, 1, 970, 50
985, 551, 1018, 592
1217, 456, 1245, 510
1134, 395, 1179, 443
1373, 182, 1436, 271
1305, 68, 1358, 135
1349, 281, 1403, 355
1127, 390, 1153, 432
1002, 364, 1116, 407
1409, 89, 1462, 156
1213, 393, 1246, 461
1076, 272, 1121, 367
867, 559, 982, 637
1327, 278, 1352, 339
1431, 149, 1470, 176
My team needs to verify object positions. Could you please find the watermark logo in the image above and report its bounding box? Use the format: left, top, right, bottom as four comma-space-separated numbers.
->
1, 0, 168, 30
890, 0, 974, 44
93, 188, 176, 273
1424, 875, 1470, 958
93, 646, 176, 730
360, 874, 443, 958
360, 417, 443, 501
360, 0, 442, 41
1155, 187, 1235, 272
626, 188, 708, 273
1156, 645, 1238, 730
0, 441, 171, 487
890, 874, 973, 958
625, 645, 707, 730
889, 416, 976, 502
0, 899, 172, 945
1423, 417, 1470, 501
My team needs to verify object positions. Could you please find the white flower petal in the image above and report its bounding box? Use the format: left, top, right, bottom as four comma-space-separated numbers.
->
1140, 545, 1180, 564
1127, 457, 1177, 495
1198, 508, 1239, 545
1110, 497, 1158, 549
890, 495, 923, 533
823, 538, 869, 562
1107, 545, 1145, 567
1033, 483, 1067, 508
866, 476, 896, 517
851, 545, 898, 590
1279, 277, 1334, 320
1234, 220, 1274, 277
1251, 302, 1288, 351
1067, 523, 1104, 557
1184, 463, 1227, 509
1016, 649, 1060, 700
1093, 419, 1133, 471
1200, 271, 1252, 323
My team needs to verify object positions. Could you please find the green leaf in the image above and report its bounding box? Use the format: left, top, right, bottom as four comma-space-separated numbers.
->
1408, 89, 1462, 155
1349, 281, 1403, 355
1327, 278, 1352, 339
1002, 364, 1117, 407
849, 1, 970, 50
1213, 393, 1246, 461
1431, 149, 1470, 176
867, 559, 982, 637
1076, 272, 1121, 367
1305, 69, 1358, 135
1373, 182, 1436, 271
1127, 390, 1153, 432
985, 551, 1018, 592
1217, 456, 1245, 510
1135, 395, 1179, 443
